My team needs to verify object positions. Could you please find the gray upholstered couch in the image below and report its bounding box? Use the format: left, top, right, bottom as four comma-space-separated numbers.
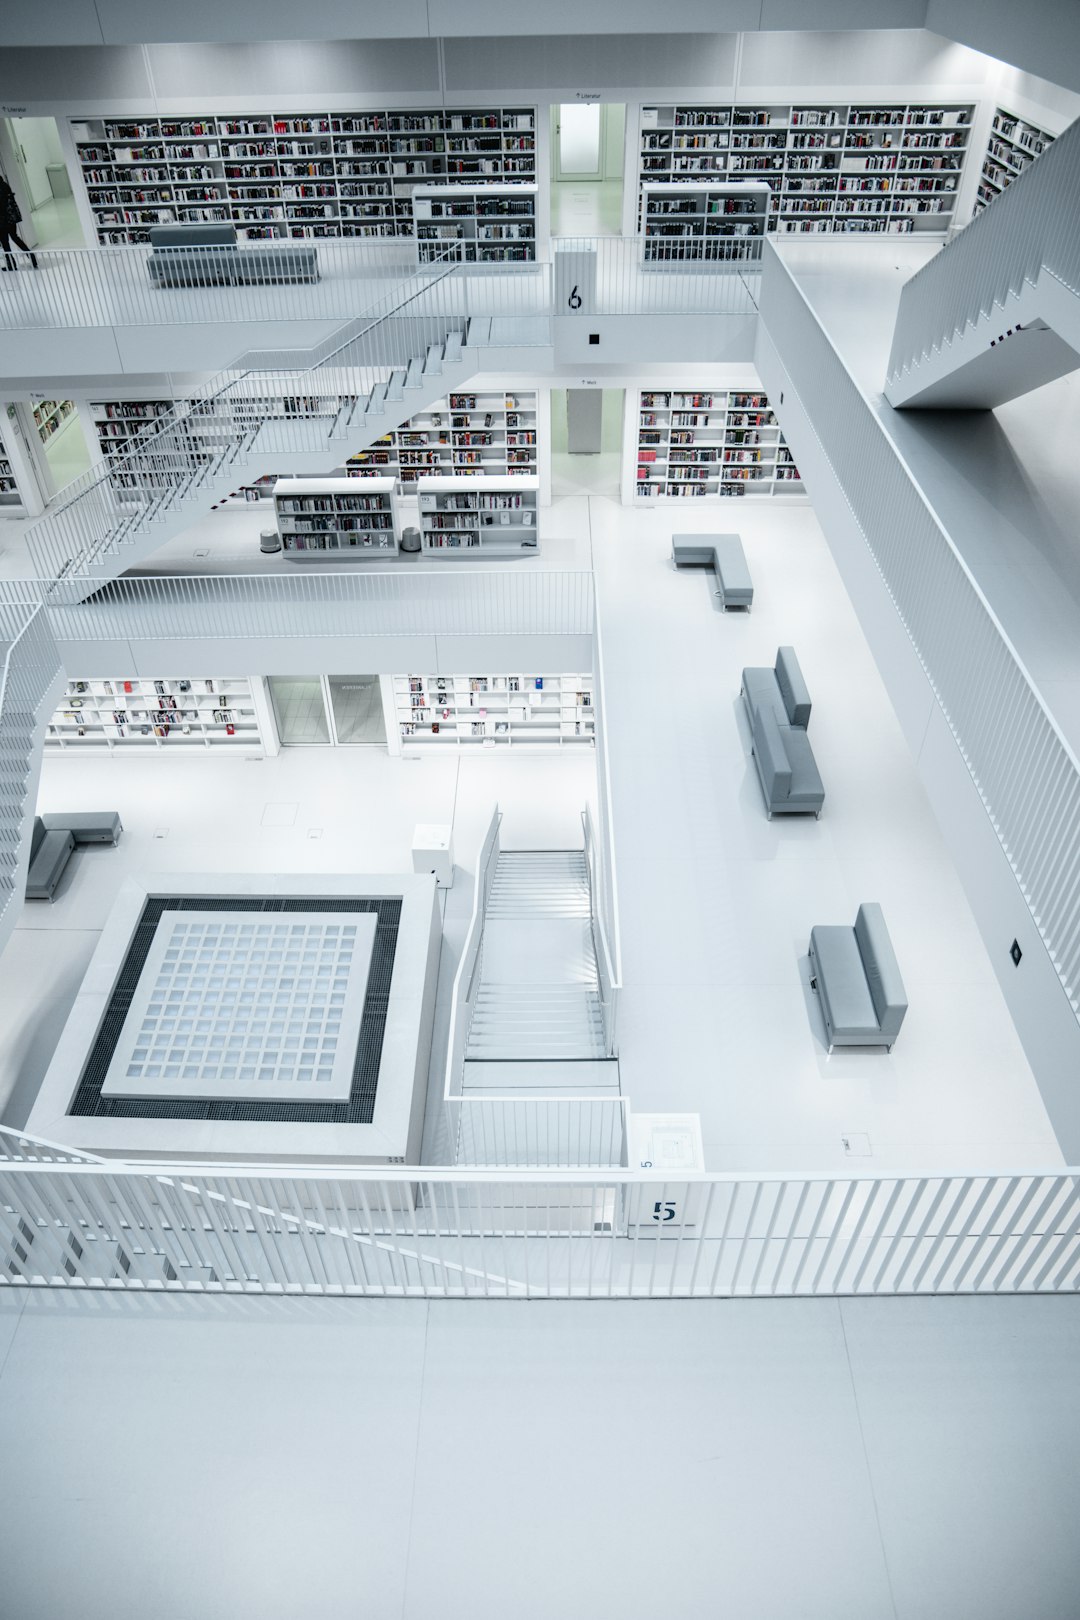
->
147, 225, 319, 288
26, 812, 123, 901
809, 903, 908, 1052
740, 646, 825, 818
673, 533, 753, 610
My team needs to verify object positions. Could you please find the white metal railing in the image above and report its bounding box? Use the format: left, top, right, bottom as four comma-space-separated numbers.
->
446, 1098, 628, 1171
555, 236, 761, 317
583, 805, 621, 1058
762, 241, 1080, 1018
886, 115, 1080, 386
0, 571, 595, 642
23, 256, 476, 580
0, 1123, 106, 1165
0, 236, 760, 332
0, 605, 64, 921
2, 1160, 1079, 1296
589, 603, 624, 1027
443, 804, 502, 1122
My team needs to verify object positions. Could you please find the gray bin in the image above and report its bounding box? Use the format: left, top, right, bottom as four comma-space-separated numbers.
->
400, 526, 422, 555
260, 529, 282, 554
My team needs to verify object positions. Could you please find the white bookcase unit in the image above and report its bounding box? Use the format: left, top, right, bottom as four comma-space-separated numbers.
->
976, 107, 1057, 212
347, 389, 539, 485
46, 677, 262, 752
32, 400, 77, 444
395, 672, 594, 749
637, 102, 973, 237
640, 182, 769, 262
416, 474, 540, 557
273, 476, 401, 559
631, 388, 803, 501
412, 182, 537, 262
70, 106, 537, 245
0, 424, 26, 515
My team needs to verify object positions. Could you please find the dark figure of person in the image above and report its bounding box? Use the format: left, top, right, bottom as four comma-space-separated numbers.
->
0, 175, 38, 270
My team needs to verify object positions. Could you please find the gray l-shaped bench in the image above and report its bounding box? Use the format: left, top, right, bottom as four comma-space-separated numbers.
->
26, 812, 123, 901
673, 533, 754, 610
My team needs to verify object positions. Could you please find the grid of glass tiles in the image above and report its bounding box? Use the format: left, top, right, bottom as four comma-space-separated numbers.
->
102, 910, 377, 1102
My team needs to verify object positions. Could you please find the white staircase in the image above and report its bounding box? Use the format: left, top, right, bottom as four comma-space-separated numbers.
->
885, 116, 1080, 410
26, 320, 479, 581
0, 609, 65, 958
465, 852, 608, 1062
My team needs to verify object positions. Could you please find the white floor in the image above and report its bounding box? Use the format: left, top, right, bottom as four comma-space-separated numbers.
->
780, 239, 1080, 758
1, 1289, 1079, 1620
0, 742, 596, 1138
0, 482, 1062, 1177
590, 492, 1061, 1175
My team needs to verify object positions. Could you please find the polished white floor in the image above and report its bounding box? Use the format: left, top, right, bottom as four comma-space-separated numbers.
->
0, 741, 596, 1137
781, 239, 1080, 758
1, 1289, 1078, 1620
591, 492, 1060, 1175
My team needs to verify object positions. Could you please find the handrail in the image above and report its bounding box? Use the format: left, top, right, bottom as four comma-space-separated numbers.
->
0, 235, 760, 333
0, 1123, 107, 1163
443, 805, 502, 1108
23, 252, 469, 580
582, 805, 621, 1059
2, 1159, 1079, 1296
0, 571, 596, 642
886, 114, 1080, 385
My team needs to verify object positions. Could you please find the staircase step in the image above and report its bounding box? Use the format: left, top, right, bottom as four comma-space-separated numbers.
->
405, 356, 424, 389
424, 343, 442, 376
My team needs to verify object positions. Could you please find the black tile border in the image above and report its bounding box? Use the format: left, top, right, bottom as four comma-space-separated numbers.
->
69, 895, 401, 1124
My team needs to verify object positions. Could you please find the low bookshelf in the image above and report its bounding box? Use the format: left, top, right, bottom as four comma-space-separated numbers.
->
416, 474, 540, 558
273, 476, 401, 559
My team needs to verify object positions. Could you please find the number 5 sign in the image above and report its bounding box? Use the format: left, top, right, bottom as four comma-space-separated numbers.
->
627, 1113, 705, 1233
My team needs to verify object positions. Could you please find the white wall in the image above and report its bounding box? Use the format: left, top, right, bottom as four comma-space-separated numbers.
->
755, 319, 1080, 1161
9, 117, 64, 210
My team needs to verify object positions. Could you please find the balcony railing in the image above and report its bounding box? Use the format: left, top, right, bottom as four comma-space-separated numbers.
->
0, 236, 760, 332
1, 1150, 1077, 1297
2, 570, 596, 643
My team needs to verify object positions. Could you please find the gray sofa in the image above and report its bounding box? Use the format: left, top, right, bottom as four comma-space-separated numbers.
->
26, 812, 123, 901
809, 902, 908, 1052
147, 225, 319, 288
673, 533, 753, 610
740, 646, 825, 818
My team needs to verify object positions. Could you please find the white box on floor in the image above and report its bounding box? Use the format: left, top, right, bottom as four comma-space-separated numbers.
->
626, 1112, 706, 1231
412, 823, 453, 887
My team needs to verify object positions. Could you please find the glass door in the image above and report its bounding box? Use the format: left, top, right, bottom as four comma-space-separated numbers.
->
327, 675, 387, 746
268, 677, 331, 745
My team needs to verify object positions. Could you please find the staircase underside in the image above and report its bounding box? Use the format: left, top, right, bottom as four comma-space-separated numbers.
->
886, 268, 1080, 410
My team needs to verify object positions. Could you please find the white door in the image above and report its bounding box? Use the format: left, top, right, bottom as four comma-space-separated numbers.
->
554, 104, 603, 181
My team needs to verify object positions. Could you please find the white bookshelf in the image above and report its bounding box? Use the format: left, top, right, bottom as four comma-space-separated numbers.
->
637, 101, 973, 237
416, 474, 539, 558
640, 182, 769, 262
273, 476, 401, 559
70, 106, 536, 246
346, 388, 539, 485
32, 400, 77, 445
412, 182, 537, 263
976, 107, 1057, 213
46, 676, 262, 752
630, 388, 803, 502
395, 672, 594, 749
0, 423, 26, 515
